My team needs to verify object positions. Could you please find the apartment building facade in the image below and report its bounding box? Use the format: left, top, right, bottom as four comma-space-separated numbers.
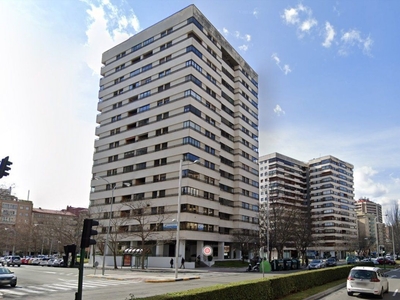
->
259, 153, 357, 259
90, 5, 260, 261
356, 198, 384, 255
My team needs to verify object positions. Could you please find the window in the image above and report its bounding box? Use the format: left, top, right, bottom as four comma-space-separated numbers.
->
183, 153, 199, 162
143, 37, 154, 46
136, 147, 147, 156
139, 91, 151, 99
158, 83, 170, 92
185, 74, 202, 87
138, 104, 150, 113
205, 130, 215, 140
132, 43, 142, 52
160, 41, 172, 51
157, 97, 170, 106
204, 160, 215, 170
136, 162, 146, 170
115, 64, 125, 72
156, 127, 168, 136
205, 145, 215, 155
131, 57, 140, 64
183, 137, 200, 148
129, 82, 139, 90
138, 118, 149, 126
141, 77, 151, 85
183, 120, 201, 131
142, 63, 152, 72
184, 105, 201, 117
186, 60, 202, 72
130, 69, 140, 77
155, 142, 168, 151
159, 69, 171, 78
159, 55, 171, 64
186, 45, 202, 58
116, 51, 126, 60
184, 89, 202, 102
187, 17, 203, 31
161, 28, 172, 37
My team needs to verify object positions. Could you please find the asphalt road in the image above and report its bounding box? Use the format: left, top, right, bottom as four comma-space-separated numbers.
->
0, 264, 283, 299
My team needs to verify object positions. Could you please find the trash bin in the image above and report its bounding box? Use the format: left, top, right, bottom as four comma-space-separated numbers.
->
271, 259, 283, 271
291, 259, 300, 269
283, 259, 292, 270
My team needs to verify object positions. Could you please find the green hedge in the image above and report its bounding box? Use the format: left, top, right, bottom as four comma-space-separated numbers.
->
136, 265, 354, 300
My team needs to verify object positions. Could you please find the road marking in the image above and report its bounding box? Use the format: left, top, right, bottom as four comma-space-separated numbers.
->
393, 288, 398, 297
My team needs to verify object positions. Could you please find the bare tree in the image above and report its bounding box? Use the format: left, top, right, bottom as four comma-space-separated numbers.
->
385, 201, 400, 255
292, 207, 313, 265
122, 200, 171, 269
231, 229, 259, 262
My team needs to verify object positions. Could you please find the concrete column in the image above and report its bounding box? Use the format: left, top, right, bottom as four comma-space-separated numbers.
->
178, 240, 186, 259
218, 242, 225, 259
156, 243, 164, 256
196, 241, 204, 261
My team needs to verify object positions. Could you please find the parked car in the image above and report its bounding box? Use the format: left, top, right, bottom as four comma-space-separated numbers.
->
0, 256, 6, 266
347, 266, 389, 298
0, 267, 17, 287
52, 258, 64, 267
307, 259, 326, 270
326, 257, 337, 267
376, 257, 396, 265
346, 256, 359, 264
5, 256, 21, 267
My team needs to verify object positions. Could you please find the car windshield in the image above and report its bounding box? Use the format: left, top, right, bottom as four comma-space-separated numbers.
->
350, 270, 377, 280
0, 268, 12, 274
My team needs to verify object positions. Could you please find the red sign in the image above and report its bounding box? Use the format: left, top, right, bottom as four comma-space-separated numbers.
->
202, 246, 213, 256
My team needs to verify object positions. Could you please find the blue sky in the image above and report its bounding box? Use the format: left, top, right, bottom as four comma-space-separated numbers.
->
1, 0, 399, 217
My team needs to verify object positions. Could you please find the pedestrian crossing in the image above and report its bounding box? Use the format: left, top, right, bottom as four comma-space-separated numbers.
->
0, 278, 139, 298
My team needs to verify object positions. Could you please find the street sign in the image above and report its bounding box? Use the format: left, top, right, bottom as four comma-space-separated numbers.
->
202, 246, 213, 256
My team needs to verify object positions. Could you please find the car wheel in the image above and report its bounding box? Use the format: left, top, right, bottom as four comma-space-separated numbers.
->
18, 264, 20, 267
347, 292, 353, 296
10, 282, 16, 288
378, 288, 384, 299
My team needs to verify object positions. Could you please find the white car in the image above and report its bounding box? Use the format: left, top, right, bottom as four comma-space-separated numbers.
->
347, 266, 389, 299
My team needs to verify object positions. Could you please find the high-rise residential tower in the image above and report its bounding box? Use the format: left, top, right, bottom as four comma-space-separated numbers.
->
89, 5, 259, 261
259, 153, 357, 259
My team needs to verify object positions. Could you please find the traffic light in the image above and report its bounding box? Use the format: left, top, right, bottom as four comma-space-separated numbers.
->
0, 156, 12, 179
81, 218, 99, 248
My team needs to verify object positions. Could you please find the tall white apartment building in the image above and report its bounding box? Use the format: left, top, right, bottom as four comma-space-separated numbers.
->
259, 153, 357, 259
89, 5, 259, 261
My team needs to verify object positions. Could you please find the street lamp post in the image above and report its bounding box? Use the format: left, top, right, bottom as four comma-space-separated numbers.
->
174, 159, 184, 279
174, 159, 198, 279
375, 216, 379, 257
95, 176, 116, 276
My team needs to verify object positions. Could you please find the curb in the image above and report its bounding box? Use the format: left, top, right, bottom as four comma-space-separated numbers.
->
145, 276, 201, 283
304, 283, 346, 300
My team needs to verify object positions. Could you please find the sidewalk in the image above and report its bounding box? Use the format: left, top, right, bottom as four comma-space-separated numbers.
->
85, 265, 203, 282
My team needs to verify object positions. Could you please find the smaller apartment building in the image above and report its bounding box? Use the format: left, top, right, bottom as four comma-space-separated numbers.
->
260, 153, 357, 259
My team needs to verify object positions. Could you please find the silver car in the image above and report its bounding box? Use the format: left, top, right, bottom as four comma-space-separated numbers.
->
307, 259, 326, 270
0, 267, 17, 287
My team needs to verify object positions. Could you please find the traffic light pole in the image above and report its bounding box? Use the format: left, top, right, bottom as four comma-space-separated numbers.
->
75, 247, 85, 300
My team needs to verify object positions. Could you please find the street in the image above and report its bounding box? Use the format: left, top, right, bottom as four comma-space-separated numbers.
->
322, 268, 400, 300
0, 265, 274, 299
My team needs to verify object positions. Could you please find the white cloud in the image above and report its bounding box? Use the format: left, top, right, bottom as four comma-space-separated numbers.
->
282, 4, 316, 37
322, 22, 336, 48
354, 166, 388, 198
253, 8, 259, 18
221, 28, 251, 52
273, 105, 286, 116
339, 29, 373, 56
300, 18, 317, 33
84, 0, 141, 75
238, 44, 248, 52
283, 65, 292, 75
282, 7, 299, 25
271, 53, 292, 75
